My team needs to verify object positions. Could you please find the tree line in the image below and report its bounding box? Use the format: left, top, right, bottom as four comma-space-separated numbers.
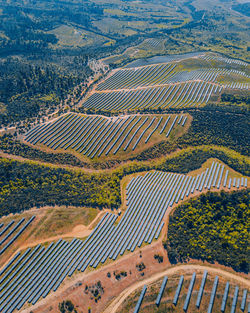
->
0, 145, 249, 217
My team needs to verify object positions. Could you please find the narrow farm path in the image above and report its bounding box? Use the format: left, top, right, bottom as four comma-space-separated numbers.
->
93, 80, 221, 94
0, 210, 106, 271
23, 210, 105, 250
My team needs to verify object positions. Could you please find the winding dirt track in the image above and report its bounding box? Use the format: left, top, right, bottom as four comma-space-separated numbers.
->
103, 264, 250, 313
0, 210, 105, 272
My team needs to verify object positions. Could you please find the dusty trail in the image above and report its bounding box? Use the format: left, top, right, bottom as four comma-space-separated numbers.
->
94, 80, 221, 94
0, 210, 105, 272
15, 229, 92, 251
25, 210, 104, 249
103, 264, 250, 313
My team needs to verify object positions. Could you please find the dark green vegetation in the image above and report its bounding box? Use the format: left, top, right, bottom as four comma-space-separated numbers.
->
0, 3, 249, 311
59, 300, 77, 313
165, 190, 250, 273
0, 0, 249, 126
0, 1, 101, 55
0, 134, 90, 168
0, 144, 249, 217
0, 57, 92, 125
0, 0, 192, 56
0, 0, 183, 126
179, 109, 249, 156
134, 108, 250, 161
0, 157, 121, 217
156, 146, 249, 176
220, 93, 250, 107
1, 0, 248, 56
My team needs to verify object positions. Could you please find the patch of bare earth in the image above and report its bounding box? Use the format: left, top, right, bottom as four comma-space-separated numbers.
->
20, 240, 168, 313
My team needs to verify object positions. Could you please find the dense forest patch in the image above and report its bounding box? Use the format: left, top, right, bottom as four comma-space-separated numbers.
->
0, 145, 249, 217
180, 110, 250, 156
0, 58, 92, 125
0, 157, 121, 217
165, 190, 250, 273
220, 93, 250, 107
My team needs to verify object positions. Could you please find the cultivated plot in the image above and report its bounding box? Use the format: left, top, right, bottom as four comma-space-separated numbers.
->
117, 270, 249, 313
24, 113, 188, 159
82, 53, 249, 112
0, 162, 247, 312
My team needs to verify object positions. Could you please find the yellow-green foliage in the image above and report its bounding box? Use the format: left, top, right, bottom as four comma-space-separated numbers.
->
0, 144, 249, 217
166, 189, 250, 273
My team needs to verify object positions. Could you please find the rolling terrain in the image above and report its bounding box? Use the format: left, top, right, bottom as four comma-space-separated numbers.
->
0, 1, 249, 313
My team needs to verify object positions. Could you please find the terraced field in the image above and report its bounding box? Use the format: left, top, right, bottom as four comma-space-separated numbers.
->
140, 38, 165, 51
24, 113, 189, 159
81, 52, 250, 112
83, 82, 221, 110
0, 163, 248, 313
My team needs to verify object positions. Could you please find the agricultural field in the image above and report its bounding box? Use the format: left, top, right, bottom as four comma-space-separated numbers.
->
0, 0, 249, 312
0, 206, 99, 268
47, 25, 109, 48
81, 52, 250, 112
0, 161, 248, 313
0, 216, 35, 256
24, 113, 190, 160
116, 270, 249, 313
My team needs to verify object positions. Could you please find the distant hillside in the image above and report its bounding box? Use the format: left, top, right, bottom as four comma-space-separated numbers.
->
232, 3, 250, 17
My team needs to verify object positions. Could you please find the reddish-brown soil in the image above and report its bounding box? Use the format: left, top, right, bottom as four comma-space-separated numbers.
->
20, 240, 169, 313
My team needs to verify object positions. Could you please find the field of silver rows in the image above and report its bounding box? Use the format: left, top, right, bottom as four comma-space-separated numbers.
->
81, 53, 249, 111
25, 113, 187, 158
133, 271, 248, 313
0, 163, 247, 312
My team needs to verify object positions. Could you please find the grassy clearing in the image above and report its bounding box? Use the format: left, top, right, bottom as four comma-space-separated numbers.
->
0, 206, 98, 267
31, 206, 98, 239
48, 25, 107, 48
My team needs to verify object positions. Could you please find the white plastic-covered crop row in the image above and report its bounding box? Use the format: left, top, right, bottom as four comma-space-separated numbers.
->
1, 164, 247, 312
25, 114, 187, 158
